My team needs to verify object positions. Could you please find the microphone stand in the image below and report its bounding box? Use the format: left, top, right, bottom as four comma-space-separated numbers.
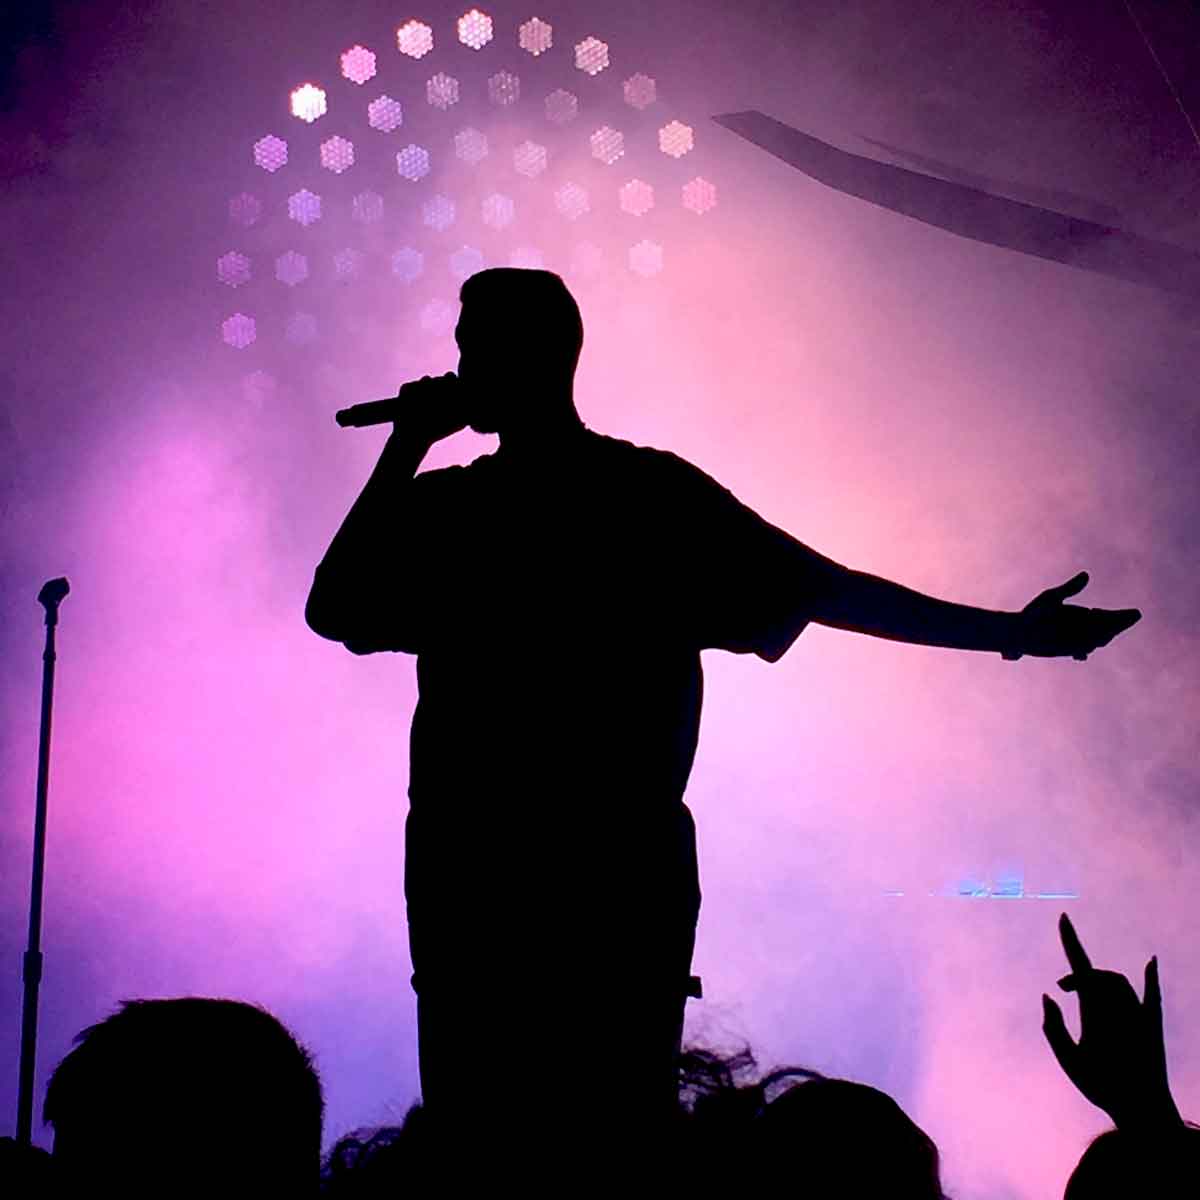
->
15, 578, 69, 1146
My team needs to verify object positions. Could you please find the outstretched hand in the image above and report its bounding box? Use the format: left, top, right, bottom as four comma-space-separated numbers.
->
1042, 913, 1182, 1132
1006, 572, 1140, 660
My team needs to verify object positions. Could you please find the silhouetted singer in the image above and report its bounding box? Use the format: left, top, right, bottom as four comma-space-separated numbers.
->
305, 268, 1139, 1144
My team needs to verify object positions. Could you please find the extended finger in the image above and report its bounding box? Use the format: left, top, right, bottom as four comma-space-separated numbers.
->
1143, 956, 1162, 1014
1059, 913, 1093, 975
1042, 994, 1079, 1075
1048, 572, 1089, 602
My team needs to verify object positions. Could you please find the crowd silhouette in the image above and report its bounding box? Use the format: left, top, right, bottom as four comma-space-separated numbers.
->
5, 270, 1175, 1196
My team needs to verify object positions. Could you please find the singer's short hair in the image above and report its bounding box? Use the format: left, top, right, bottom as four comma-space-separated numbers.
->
459, 268, 584, 375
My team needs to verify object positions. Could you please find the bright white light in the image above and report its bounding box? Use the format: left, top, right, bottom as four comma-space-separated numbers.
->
454, 127, 488, 165
229, 192, 261, 227
574, 37, 609, 76
519, 17, 552, 56
427, 73, 460, 110
217, 252, 251, 288
288, 188, 322, 226
554, 182, 589, 220
367, 96, 403, 132
286, 313, 318, 344
222, 313, 256, 349
488, 71, 520, 106
392, 248, 424, 283
512, 139, 547, 177
397, 20, 434, 59
481, 193, 514, 230
544, 89, 578, 125
290, 83, 327, 123
457, 9, 493, 50
623, 73, 656, 110
658, 120, 694, 158
449, 245, 486, 281
275, 251, 309, 286
320, 136, 354, 173
396, 144, 431, 181
629, 239, 663, 277
352, 191, 384, 223
618, 179, 654, 216
423, 194, 456, 232
253, 135, 288, 172
682, 177, 717, 215
340, 45, 377, 85
589, 126, 624, 165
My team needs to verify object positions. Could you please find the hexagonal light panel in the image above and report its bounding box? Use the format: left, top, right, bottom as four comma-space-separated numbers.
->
290, 83, 327, 123
509, 246, 544, 269
288, 188, 322, 226
341, 45, 377, 84
449, 245, 486, 281
659, 120, 694, 158
242, 370, 276, 409
519, 17, 552, 56
574, 37, 609, 76
571, 241, 605, 278
222, 313, 256, 349
457, 9, 493, 50
275, 250, 309, 286
421, 299, 457, 335
217, 251, 251, 288
589, 126, 624, 165
554, 181, 589, 220
352, 191, 384, 223
391, 247, 424, 283
629, 239, 663, 277
623, 73, 656, 110
286, 313, 318, 345
481, 193, 514, 230
682, 177, 717, 215
396, 144, 431, 181
488, 71, 520, 107
229, 192, 261, 227
544, 89, 578, 125
422, 194, 456, 232
367, 96, 403, 132
320, 135, 354, 173
513, 140, 547, 177
454, 127, 488, 165
618, 179, 654, 216
397, 20, 434, 59
427, 72, 460, 110
253, 135, 288, 172
334, 248, 364, 281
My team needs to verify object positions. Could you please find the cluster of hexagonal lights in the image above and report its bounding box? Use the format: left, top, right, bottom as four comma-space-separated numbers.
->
427, 72, 460, 110
396, 144, 431, 181
352, 191, 384, 223
482, 193, 515, 230
450, 246, 486, 282
517, 16, 552, 55
392, 247, 424, 283
488, 71, 519, 106
276, 251, 309, 287
658, 120, 694, 158
629, 240, 664, 278
397, 20, 434, 59
574, 36, 609, 75
544, 89, 578, 125
554, 182, 589, 220
217, 252, 251, 288
229, 192, 261, 226
320, 136, 354, 174
290, 83, 327, 123
222, 313, 256, 349
288, 189, 322, 226
454, 127, 488, 166
367, 96, 403, 132
682, 177, 717, 215
623, 73, 656, 110
253, 135, 288, 172
340, 45, 376, 84
513, 139, 547, 177
334, 248, 364, 281
457, 8, 493, 50
286, 313, 318, 345
423, 194, 456, 232
618, 180, 655, 217
590, 126, 624, 165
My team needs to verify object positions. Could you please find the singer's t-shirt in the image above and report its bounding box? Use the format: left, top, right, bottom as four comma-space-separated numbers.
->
318, 426, 842, 980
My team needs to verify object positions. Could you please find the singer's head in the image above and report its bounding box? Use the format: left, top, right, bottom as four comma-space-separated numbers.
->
455, 268, 584, 436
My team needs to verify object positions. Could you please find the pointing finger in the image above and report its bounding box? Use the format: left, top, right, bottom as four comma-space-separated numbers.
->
1059, 913, 1093, 975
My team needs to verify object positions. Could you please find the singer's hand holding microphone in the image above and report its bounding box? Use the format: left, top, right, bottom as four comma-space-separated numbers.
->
336, 372, 470, 445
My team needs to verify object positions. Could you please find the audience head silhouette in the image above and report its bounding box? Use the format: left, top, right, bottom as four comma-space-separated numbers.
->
43, 997, 323, 1197
1064, 1126, 1200, 1199
455, 267, 585, 436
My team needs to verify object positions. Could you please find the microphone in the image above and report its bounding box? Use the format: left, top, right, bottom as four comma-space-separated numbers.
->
335, 373, 460, 427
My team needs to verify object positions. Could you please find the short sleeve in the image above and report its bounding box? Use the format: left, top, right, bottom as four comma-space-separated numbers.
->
660, 453, 844, 661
